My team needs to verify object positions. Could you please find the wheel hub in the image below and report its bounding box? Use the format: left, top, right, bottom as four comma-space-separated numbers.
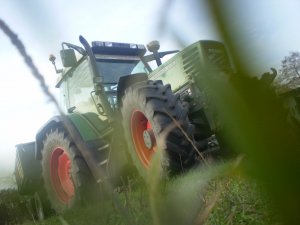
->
143, 129, 155, 149
130, 110, 157, 167
50, 147, 75, 203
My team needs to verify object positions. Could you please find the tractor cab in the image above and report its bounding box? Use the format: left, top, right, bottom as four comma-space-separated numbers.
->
91, 41, 146, 109
50, 40, 147, 116
50, 37, 178, 117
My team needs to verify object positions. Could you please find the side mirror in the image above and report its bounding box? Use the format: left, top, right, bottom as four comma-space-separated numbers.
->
60, 49, 77, 67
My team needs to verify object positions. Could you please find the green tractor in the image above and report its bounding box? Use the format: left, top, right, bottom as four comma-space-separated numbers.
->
14, 35, 233, 215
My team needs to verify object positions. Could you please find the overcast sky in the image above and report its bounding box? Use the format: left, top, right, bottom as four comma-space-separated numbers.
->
0, 0, 300, 176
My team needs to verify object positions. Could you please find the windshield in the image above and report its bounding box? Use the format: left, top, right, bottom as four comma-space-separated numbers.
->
95, 58, 140, 109
131, 61, 149, 74
96, 59, 140, 83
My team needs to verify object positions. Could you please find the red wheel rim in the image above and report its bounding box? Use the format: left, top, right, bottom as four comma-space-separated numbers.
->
131, 110, 157, 168
50, 147, 75, 203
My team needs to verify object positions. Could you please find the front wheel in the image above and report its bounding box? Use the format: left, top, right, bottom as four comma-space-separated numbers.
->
121, 80, 196, 177
41, 130, 96, 213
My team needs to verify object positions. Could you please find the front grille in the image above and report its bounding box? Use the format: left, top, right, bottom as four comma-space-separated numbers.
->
182, 47, 201, 77
182, 41, 232, 80
205, 47, 231, 72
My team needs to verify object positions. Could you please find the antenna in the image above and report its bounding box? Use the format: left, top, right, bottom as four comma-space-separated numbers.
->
147, 40, 162, 66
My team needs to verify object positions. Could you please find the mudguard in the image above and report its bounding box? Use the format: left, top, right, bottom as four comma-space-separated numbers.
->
117, 73, 148, 108
35, 113, 109, 160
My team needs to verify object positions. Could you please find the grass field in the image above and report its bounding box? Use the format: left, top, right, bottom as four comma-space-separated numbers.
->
0, 161, 279, 225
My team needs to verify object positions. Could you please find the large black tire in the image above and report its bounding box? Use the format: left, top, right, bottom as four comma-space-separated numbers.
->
41, 130, 96, 213
121, 80, 196, 177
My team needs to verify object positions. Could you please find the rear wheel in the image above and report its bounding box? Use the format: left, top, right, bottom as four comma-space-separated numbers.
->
41, 130, 96, 213
121, 80, 196, 177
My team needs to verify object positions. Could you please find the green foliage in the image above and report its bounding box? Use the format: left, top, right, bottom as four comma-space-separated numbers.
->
206, 176, 277, 225
0, 189, 31, 224
204, 2, 300, 224
20, 165, 278, 225
22, 178, 152, 225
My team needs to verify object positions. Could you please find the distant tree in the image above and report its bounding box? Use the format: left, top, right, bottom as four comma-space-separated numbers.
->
277, 51, 300, 86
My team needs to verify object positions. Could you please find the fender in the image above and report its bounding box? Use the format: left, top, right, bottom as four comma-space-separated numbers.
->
35, 113, 111, 182
35, 113, 109, 160
117, 73, 148, 108
35, 116, 62, 160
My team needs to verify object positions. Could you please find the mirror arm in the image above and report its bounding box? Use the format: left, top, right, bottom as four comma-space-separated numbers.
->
53, 62, 63, 74
49, 54, 63, 74
61, 42, 86, 55
139, 55, 153, 73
